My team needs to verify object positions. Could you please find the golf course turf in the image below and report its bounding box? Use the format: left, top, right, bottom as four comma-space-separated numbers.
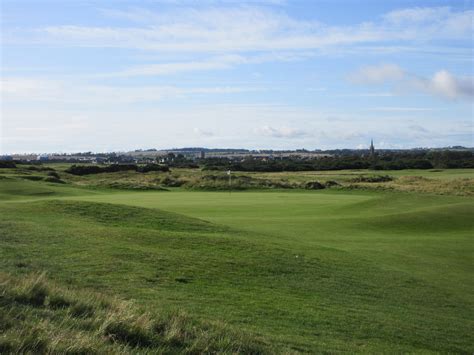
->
0, 169, 473, 353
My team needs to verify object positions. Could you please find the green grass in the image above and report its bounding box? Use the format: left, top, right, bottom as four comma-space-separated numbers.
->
0, 172, 473, 352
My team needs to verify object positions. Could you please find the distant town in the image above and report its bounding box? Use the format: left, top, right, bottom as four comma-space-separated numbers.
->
1, 145, 472, 164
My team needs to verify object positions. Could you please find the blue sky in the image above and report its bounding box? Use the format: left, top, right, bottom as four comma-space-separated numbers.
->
1, 0, 473, 153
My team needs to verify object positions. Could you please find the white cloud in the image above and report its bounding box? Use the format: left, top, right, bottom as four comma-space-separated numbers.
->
409, 125, 429, 133
106, 55, 246, 77
349, 64, 405, 84
383, 7, 452, 24
193, 128, 214, 137
382, 7, 474, 40
423, 70, 474, 100
350, 64, 474, 101
367, 107, 436, 112
257, 125, 308, 138
100, 52, 313, 77
0, 78, 63, 99
7, 6, 471, 54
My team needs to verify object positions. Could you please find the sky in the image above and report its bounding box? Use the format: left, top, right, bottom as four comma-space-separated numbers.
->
1, 0, 473, 153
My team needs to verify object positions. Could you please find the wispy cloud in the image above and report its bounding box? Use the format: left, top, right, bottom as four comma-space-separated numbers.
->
3, 102, 471, 153
366, 107, 436, 112
103, 51, 313, 77
0, 77, 262, 103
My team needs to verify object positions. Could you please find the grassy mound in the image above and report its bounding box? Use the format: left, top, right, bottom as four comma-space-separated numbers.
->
38, 200, 223, 233
0, 178, 98, 201
361, 202, 474, 233
0, 272, 267, 354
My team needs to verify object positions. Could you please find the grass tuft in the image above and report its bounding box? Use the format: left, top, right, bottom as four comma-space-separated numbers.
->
13, 272, 50, 307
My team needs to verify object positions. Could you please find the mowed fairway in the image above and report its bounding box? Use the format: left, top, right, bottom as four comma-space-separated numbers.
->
1, 177, 473, 352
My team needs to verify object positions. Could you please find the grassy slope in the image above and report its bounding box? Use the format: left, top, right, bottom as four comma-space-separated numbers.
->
1, 176, 473, 352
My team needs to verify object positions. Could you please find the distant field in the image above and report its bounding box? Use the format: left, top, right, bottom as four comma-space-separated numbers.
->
1, 167, 473, 352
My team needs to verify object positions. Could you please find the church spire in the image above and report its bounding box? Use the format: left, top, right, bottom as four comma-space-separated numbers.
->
370, 139, 375, 156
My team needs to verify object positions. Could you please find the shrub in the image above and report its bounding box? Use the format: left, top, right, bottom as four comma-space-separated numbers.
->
18, 175, 44, 181
65, 164, 170, 176
137, 164, 170, 173
304, 181, 325, 190
0, 161, 16, 168
47, 171, 60, 178
161, 176, 184, 187
65, 164, 138, 175
65, 165, 103, 175
105, 164, 138, 173
24, 165, 55, 171
325, 180, 340, 187
350, 175, 393, 183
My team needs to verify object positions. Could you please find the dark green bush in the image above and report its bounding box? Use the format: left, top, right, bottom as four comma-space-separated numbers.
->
350, 175, 393, 183
65, 164, 137, 175
137, 164, 169, 173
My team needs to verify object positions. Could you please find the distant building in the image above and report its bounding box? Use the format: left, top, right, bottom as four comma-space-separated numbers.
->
0, 155, 13, 161
200, 150, 205, 159
37, 154, 49, 161
369, 139, 375, 157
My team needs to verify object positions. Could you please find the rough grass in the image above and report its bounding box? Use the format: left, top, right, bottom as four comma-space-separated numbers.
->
4, 164, 474, 195
386, 176, 474, 196
63, 168, 474, 195
0, 272, 268, 354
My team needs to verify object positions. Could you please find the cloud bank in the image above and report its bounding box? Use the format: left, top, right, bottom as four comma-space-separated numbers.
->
350, 64, 474, 101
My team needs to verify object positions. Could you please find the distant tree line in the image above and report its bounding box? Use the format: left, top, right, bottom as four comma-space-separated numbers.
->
0, 161, 16, 168
65, 163, 169, 175
202, 151, 474, 172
